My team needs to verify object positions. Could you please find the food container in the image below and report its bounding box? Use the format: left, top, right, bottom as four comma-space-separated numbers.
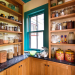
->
56, 23, 60, 30
7, 49, 13, 59
57, 0, 63, 5
55, 48, 64, 60
8, 37, 14, 43
15, 5, 19, 13
3, 33, 8, 44
52, 22, 56, 31
55, 11, 59, 17
0, 33, 3, 45
11, 4, 15, 11
67, 20, 74, 29
17, 26, 20, 32
0, 50, 7, 63
60, 9, 64, 16
14, 26, 18, 31
68, 32, 75, 44
51, 3, 56, 7
65, 49, 75, 62
64, 0, 71, 2
0, 1, 6, 6
64, 7, 69, 15
14, 45, 17, 56
14, 36, 18, 43
52, 11, 56, 18
18, 44, 21, 56
63, 21, 67, 29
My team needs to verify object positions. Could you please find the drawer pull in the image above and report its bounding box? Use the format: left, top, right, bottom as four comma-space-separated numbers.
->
47, 65, 49, 67
21, 65, 22, 67
44, 64, 47, 66
19, 66, 20, 68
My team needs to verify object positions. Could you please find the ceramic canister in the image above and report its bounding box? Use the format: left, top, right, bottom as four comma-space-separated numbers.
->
65, 49, 75, 62
55, 48, 64, 60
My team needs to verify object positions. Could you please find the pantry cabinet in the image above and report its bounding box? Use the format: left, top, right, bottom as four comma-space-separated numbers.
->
0, 70, 6, 75
47, 61, 71, 75
71, 66, 75, 75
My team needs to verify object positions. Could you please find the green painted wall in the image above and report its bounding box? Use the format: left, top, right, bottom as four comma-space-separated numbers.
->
24, 3, 48, 51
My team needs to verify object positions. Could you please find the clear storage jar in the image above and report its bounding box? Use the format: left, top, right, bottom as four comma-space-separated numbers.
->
3, 33, 8, 44
52, 22, 56, 31
0, 33, 3, 45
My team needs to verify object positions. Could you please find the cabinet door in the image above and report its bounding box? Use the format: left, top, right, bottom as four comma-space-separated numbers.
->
47, 61, 71, 75
71, 66, 75, 75
0, 70, 6, 75
31, 58, 47, 75
9, 64, 19, 75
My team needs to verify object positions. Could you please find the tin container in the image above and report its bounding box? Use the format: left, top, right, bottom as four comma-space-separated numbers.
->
65, 49, 75, 62
55, 48, 64, 60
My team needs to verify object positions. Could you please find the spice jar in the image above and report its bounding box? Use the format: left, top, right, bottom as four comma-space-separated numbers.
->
65, 49, 75, 62
0, 22, 5, 30
14, 26, 18, 31
12, 27, 14, 31
14, 45, 17, 56
8, 37, 14, 43
55, 48, 64, 60
63, 21, 67, 29
4, 23, 8, 30
56, 23, 60, 30
52, 22, 56, 31
67, 20, 74, 29
17, 26, 20, 32
14, 36, 18, 43
7, 49, 13, 59
64, 7, 69, 15
57, 0, 63, 5
9, 26, 12, 31
68, 32, 75, 44
52, 11, 56, 18
0, 33, 3, 45
60, 9, 65, 16
55, 11, 59, 17
3, 33, 8, 44
18, 44, 21, 56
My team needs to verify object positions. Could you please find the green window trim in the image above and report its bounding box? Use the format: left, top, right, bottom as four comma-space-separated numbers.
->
22, 0, 31, 3
24, 3, 48, 51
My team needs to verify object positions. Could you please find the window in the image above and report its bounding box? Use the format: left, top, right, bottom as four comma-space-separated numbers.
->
29, 14, 44, 49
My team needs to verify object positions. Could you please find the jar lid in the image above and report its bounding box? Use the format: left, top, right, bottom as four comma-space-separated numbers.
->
56, 48, 64, 52
65, 49, 74, 54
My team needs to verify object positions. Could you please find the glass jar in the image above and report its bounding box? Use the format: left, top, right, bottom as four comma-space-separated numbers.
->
14, 26, 18, 31
67, 20, 73, 29
64, 7, 69, 15
18, 44, 21, 56
9, 26, 12, 31
12, 27, 14, 31
0, 33, 3, 45
8, 37, 14, 43
17, 26, 20, 32
52, 22, 56, 31
57, 0, 63, 5
18, 34, 22, 42
63, 21, 67, 29
64, 0, 71, 2
15, 5, 19, 13
14, 45, 18, 56
3, 33, 8, 44
56, 23, 60, 30
51, 48, 55, 58
11, 4, 15, 11
68, 32, 75, 44
8, 4, 12, 9
0, 22, 5, 30
52, 11, 56, 18
70, 6, 75, 14
59, 23, 62, 30
55, 11, 59, 17
4, 23, 8, 30
60, 9, 65, 16
14, 36, 19, 43
7, 49, 13, 59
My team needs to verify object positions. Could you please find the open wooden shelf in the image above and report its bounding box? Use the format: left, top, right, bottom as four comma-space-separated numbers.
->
50, 0, 75, 11
50, 29, 75, 33
0, 17, 22, 25
51, 43, 75, 46
0, 30, 22, 33
0, 42, 22, 47
0, 4, 22, 16
50, 13, 75, 21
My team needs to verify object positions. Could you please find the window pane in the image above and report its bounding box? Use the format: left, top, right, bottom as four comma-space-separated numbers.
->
38, 32, 43, 49
31, 16, 37, 31
38, 14, 44, 30
30, 33, 37, 49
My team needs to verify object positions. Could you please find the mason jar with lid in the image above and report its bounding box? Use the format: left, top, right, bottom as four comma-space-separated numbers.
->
0, 33, 3, 45
68, 32, 75, 44
63, 21, 67, 29
60, 9, 65, 16
3, 33, 8, 44
52, 22, 56, 31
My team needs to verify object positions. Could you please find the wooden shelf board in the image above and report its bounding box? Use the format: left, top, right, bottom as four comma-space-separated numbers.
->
0, 30, 22, 33
50, 29, 75, 32
0, 4, 22, 16
50, 13, 75, 21
0, 42, 22, 47
50, 1, 75, 11
51, 43, 75, 46
0, 17, 22, 25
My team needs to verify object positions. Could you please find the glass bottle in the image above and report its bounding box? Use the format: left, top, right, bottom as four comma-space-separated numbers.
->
14, 45, 18, 56
3, 33, 8, 44
52, 11, 56, 18
17, 26, 20, 32
18, 44, 21, 56
51, 48, 55, 58
52, 22, 56, 31
55, 11, 59, 17
63, 21, 67, 29
64, 7, 69, 15
60, 9, 65, 16
68, 32, 75, 44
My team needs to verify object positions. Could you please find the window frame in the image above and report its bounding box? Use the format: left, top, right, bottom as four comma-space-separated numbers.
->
24, 4, 48, 51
